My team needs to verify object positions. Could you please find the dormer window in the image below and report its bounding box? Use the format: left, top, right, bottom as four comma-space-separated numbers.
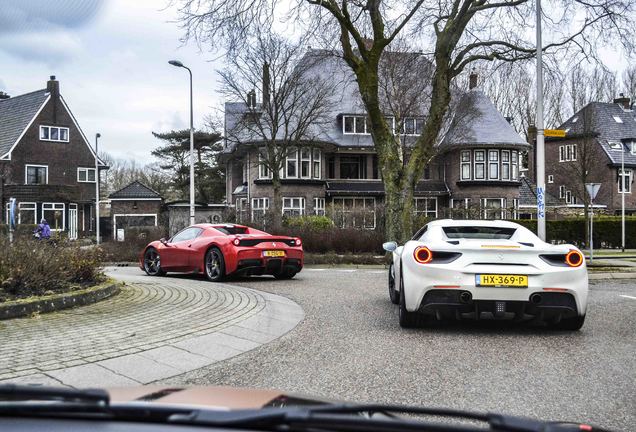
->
40, 125, 69, 142
343, 115, 368, 135
459, 149, 519, 182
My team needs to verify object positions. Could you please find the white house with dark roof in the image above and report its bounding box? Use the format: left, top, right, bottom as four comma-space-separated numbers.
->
222, 51, 529, 227
541, 95, 636, 214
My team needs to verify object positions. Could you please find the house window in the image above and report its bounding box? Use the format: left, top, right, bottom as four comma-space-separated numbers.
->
312, 148, 321, 179
342, 115, 368, 135
414, 197, 437, 218
340, 155, 365, 179
572, 144, 577, 161
548, 175, 554, 183
629, 142, 636, 155
25, 165, 48, 185
314, 198, 325, 216
282, 197, 305, 217
77, 167, 96, 183
39, 125, 69, 142
565, 190, 572, 204
474, 150, 485, 180
481, 198, 505, 220
300, 148, 311, 179
488, 150, 499, 179
258, 149, 271, 179
18, 202, 37, 225
461, 150, 471, 180
42, 203, 65, 230
502, 150, 510, 180
559, 146, 565, 162
251, 197, 269, 221
332, 197, 376, 229
559, 185, 566, 199
286, 147, 298, 178
511, 151, 519, 180
327, 154, 335, 178
384, 116, 395, 133
235, 198, 248, 223
618, 168, 632, 193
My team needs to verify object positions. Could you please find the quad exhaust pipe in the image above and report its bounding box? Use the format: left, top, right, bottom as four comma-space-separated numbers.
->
530, 293, 542, 304
459, 292, 472, 304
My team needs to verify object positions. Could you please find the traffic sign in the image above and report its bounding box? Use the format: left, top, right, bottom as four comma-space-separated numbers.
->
544, 129, 566, 138
585, 183, 601, 200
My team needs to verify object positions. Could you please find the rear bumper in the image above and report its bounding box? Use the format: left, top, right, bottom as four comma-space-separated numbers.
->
234, 249, 303, 275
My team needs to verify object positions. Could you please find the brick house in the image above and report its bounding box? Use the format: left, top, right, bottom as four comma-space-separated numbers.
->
222, 53, 528, 227
541, 96, 636, 214
108, 181, 163, 239
0, 76, 107, 238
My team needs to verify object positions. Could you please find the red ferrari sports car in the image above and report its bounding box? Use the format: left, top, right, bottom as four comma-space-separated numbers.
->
139, 223, 303, 281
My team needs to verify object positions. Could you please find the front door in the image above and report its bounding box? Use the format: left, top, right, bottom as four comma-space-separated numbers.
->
68, 204, 78, 240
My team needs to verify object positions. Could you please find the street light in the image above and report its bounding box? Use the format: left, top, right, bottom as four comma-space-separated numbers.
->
621, 146, 625, 252
535, 0, 546, 240
169, 59, 196, 226
95, 133, 101, 245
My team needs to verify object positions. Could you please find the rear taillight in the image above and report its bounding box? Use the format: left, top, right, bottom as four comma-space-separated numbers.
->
565, 250, 583, 267
232, 238, 240, 246
414, 246, 433, 264
294, 238, 302, 246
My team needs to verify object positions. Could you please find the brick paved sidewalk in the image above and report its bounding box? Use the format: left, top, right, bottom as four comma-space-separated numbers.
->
0, 267, 304, 387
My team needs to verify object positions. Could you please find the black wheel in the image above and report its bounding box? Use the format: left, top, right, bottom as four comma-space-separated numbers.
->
204, 247, 225, 282
143, 247, 166, 276
388, 263, 399, 305
398, 266, 428, 328
552, 314, 585, 331
275, 270, 297, 280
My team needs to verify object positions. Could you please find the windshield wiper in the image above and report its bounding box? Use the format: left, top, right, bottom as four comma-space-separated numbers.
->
0, 384, 109, 405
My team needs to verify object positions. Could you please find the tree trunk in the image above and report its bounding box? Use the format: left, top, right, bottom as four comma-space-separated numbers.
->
271, 173, 282, 231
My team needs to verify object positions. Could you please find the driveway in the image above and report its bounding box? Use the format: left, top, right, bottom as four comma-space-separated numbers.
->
0, 267, 303, 386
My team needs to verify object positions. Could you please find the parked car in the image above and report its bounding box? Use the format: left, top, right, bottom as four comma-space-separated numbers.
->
384, 219, 588, 330
140, 223, 303, 281
0, 384, 609, 432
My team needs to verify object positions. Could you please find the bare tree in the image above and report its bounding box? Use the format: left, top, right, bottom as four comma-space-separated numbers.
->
220, 31, 336, 226
100, 153, 174, 200
173, 0, 635, 242
623, 66, 636, 104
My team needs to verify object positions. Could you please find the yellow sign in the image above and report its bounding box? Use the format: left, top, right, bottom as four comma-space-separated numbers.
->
264, 250, 285, 257
477, 274, 528, 288
544, 129, 566, 138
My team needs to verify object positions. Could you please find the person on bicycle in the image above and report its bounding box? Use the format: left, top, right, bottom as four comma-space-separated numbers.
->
34, 219, 51, 240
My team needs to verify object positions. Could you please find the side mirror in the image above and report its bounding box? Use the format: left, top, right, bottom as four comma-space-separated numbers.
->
160, 237, 168, 245
383, 241, 398, 252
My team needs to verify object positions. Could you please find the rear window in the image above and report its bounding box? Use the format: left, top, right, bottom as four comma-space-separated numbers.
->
443, 226, 516, 239
214, 226, 249, 235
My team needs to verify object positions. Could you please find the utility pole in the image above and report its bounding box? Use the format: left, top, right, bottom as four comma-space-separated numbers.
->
95, 133, 101, 244
621, 148, 625, 252
535, 0, 546, 240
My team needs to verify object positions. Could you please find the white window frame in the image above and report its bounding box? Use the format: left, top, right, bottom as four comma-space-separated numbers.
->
474, 150, 485, 180
559, 146, 565, 162
619, 168, 632, 194
42, 202, 65, 231
18, 202, 37, 225
488, 150, 499, 180
77, 167, 96, 183
314, 197, 325, 216
559, 185, 566, 199
501, 150, 510, 180
312, 148, 321, 179
565, 190, 572, 204
25, 164, 48, 185
401, 117, 421, 136
39, 125, 70, 143
384, 116, 395, 134
332, 197, 376, 229
481, 198, 505, 219
282, 197, 305, 217
258, 149, 271, 179
342, 115, 369, 135
300, 147, 311, 179
460, 150, 471, 180
572, 144, 577, 161
251, 197, 270, 221
414, 197, 438, 218
548, 175, 554, 183
286, 147, 298, 179
630, 142, 636, 155
511, 151, 519, 180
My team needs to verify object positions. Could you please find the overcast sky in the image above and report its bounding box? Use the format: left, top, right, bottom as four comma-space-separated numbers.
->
0, 0, 224, 161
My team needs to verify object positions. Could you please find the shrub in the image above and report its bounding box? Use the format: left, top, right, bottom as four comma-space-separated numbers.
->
0, 237, 104, 302
272, 225, 384, 254
284, 215, 334, 230
100, 226, 167, 262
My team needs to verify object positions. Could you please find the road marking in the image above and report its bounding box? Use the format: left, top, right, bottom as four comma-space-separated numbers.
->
305, 268, 326, 271
369, 271, 385, 274
619, 295, 636, 300
337, 269, 357, 272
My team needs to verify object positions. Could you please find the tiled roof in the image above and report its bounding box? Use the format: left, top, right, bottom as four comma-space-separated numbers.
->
518, 176, 562, 207
109, 181, 162, 199
439, 90, 529, 151
0, 90, 49, 157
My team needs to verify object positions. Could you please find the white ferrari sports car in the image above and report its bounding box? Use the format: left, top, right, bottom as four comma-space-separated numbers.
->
384, 219, 588, 330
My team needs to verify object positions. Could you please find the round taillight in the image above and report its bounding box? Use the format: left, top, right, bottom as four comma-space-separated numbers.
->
233, 238, 240, 246
295, 238, 302, 246
414, 246, 433, 264
565, 250, 583, 267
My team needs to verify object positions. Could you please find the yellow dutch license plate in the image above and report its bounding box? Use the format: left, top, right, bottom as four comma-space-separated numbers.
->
476, 274, 528, 287
264, 250, 285, 257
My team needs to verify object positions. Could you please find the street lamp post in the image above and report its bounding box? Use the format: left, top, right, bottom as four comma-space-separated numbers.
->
535, 0, 546, 241
95, 133, 101, 245
169, 60, 196, 226
621, 148, 625, 252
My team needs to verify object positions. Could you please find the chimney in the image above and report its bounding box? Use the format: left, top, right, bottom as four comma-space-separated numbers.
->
614, 93, 631, 110
262, 62, 270, 106
47, 75, 59, 122
246, 89, 256, 108
0, 91, 10, 100
469, 70, 478, 90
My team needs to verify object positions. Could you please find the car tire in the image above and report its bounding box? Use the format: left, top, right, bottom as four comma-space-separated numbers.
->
552, 314, 586, 331
275, 270, 297, 280
388, 263, 399, 305
143, 247, 166, 276
398, 267, 427, 328
204, 247, 225, 282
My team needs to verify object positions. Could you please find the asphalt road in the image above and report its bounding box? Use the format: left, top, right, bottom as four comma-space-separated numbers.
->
158, 268, 636, 431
